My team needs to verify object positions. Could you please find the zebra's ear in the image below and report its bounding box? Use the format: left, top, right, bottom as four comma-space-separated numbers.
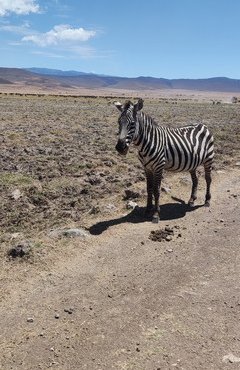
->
114, 101, 123, 112
134, 98, 144, 111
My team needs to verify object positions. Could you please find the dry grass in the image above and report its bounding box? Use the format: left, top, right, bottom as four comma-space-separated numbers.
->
0, 94, 239, 238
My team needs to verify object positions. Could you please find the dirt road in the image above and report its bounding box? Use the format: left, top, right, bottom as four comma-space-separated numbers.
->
0, 169, 239, 370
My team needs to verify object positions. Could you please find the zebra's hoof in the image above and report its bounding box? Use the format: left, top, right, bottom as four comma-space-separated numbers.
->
188, 201, 195, 208
152, 215, 159, 223
204, 201, 210, 207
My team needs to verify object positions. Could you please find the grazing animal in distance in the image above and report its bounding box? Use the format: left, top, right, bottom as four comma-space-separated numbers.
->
114, 99, 214, 223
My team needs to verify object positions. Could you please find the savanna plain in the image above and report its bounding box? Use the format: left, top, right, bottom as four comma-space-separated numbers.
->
0, 92, 240, 369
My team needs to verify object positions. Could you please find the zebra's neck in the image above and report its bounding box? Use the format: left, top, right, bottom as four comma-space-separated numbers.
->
133, 111, 160, 147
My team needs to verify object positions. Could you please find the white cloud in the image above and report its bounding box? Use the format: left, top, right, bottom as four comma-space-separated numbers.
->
31, 50, 65, 58
66, 45, 97, 59
0, 0, 40, 16
0, 21, 31, 35
22, 24, 96, 47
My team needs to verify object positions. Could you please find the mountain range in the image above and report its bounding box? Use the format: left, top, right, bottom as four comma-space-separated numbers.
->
0, 67, 240, 93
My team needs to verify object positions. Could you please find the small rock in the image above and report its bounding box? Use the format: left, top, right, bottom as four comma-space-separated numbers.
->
165, 236, 172, 242
63, 228, 89, 238
27, 317, 34, 323
126, 201, 138, 210
167, 248, 173, 252
104, 160, 114, 167
11, 189, 22, 200
55, 314, 60, 319
49, 228, 89, 239
222, 353, 240, 363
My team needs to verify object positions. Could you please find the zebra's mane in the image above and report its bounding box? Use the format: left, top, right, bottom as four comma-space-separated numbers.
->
138, 111, 159, 128
139, 111, 200, 133
123, 100, 132, 111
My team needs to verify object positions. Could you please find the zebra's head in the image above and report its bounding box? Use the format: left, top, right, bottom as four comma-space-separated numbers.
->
114, 99, 143, 155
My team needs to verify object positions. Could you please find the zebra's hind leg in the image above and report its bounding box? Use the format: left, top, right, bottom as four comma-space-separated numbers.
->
152, 171, 162, 223
204, 163, 212, 207
188, 169, 198, 207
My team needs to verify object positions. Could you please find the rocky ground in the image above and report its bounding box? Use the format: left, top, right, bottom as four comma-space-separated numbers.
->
0, 94, 239, 369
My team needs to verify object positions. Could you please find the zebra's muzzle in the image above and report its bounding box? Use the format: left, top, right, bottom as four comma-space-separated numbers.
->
115, 140, 129, 155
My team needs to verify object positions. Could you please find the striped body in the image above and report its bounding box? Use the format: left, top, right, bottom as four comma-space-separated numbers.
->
115, 99, 214, 222
135, 112, 214, 173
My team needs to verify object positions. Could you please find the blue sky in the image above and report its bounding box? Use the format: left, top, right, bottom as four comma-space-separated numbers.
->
0, 0, 240, 78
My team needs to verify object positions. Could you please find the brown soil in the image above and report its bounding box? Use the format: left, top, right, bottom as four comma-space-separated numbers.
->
0, 94, 240, 369
0, 169, 239, 369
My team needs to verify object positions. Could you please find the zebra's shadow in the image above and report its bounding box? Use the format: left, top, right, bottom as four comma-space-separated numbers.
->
88, 198, 204, 236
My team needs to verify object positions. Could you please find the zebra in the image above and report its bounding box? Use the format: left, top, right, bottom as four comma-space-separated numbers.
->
114, 99, 214, 223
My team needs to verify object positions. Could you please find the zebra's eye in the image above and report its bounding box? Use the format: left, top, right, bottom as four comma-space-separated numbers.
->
116, 130, 120, 136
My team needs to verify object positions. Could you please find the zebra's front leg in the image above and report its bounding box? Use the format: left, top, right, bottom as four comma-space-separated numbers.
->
145, 170, 154, 216
152, 171, 162, 223
188, 169, 198, 207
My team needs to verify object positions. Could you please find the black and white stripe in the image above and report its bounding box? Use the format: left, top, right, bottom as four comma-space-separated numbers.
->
115, 99, 214, 222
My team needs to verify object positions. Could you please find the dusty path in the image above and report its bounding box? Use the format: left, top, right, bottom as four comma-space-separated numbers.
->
0, 170, 239, 370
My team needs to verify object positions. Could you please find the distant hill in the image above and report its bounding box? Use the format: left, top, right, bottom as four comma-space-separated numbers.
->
0, 68, 73, 89
26, 67, 92, 77
1, 67, 240, 93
